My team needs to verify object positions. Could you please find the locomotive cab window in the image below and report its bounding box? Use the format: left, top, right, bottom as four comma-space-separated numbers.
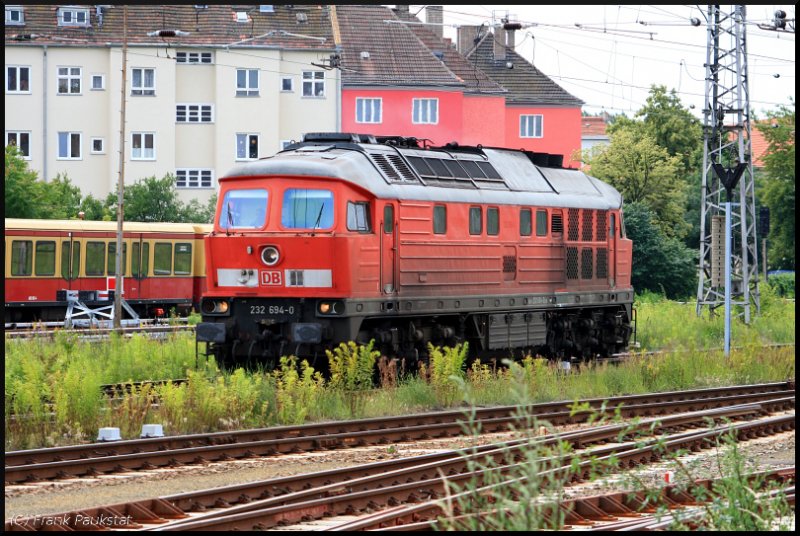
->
520, 208, 532, 236
347, 202, 372, 232
220, 189, 268, 229
11, 240, 32, 276
35, 241, 56, 276
487, 207, 500, 236
281, 188, 333, 230
469, 207, 482, 235
61, 241, 80, 280
433, 205, 447, 235
536, 209, 548, 236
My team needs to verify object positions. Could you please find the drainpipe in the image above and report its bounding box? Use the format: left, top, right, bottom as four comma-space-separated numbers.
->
43, 44, 48, 182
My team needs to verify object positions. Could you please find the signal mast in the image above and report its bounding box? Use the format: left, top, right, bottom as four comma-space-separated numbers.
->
696, 5, 760, 353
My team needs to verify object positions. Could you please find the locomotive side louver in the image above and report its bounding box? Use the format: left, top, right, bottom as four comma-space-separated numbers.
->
368, 153, 418, 183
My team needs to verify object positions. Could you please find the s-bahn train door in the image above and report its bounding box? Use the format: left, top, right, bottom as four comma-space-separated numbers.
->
130, 234, 149, 302
608, 212, 617, 288
381, 203, 396, 294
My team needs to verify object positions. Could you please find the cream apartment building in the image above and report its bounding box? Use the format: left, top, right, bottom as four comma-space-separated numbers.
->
4, 4, 340, 206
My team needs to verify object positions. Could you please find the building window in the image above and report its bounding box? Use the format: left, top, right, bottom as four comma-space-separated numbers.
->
57, 132, 81, 160
520, 114, 543, 138
281, 77, 293, 92
6, 66, 30, 93
176, 51, 213, 64
131, 68, 155, 96
91, 138, 104, 154
57, 67, 81, 94
176, 104, 213, 123
302, 70, 325, 97
176, 169, 213, 188
356, 98, 382, 124
91, 74, 105, 90
131, 132, 155, 160
236, 69, 259, 96
6, 131, 30, 158
236, 133, 259, 160
412, 98, 438, 124
6, 6, 24, 25
58, 7, 89, 27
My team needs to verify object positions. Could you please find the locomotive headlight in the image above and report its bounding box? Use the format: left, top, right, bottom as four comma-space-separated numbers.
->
261, 246, 280, 266
317, 300, 343, 315
201, 299, 230, 315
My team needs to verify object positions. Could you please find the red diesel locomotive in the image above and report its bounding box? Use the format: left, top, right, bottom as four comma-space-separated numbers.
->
197, 133, 634, 365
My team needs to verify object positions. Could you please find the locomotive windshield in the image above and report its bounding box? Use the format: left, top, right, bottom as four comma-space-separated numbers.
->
281, 188, 334, 230
219, 189, 268, 229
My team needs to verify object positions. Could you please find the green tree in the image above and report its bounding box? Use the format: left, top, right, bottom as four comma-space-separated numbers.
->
584, 130, 689, 239
181, 193, 217, 223
80, 194, 111, 221
755, 103, 795, 269
623, 202, 697, 299
42, 173, 83, 219
4, 145, 46, 218
106, 174, 186, 222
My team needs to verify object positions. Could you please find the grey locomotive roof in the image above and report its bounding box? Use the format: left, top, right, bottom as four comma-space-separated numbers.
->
222, 144, 622, 210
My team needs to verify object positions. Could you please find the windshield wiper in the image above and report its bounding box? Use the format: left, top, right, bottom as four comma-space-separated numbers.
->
226, 201, 233, 236
313, 203, 325, 231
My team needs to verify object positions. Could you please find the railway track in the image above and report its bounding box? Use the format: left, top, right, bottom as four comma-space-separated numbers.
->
5, 381, 793, 484
4, 399, 794, 531
4, 322, 194, 340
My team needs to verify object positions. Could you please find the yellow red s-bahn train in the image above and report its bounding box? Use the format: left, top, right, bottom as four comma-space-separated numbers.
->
4, 218, 211, 323
196, 133, 635, 366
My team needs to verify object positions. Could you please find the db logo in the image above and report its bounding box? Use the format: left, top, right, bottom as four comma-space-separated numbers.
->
261, 271, 283, 286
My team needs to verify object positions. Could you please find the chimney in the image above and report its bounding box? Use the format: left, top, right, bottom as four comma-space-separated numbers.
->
457, 25, 482, 55
503, 18, 522, 51
493, 27, 506, 61
426, 5, 443, 39
395, 5, 409, 16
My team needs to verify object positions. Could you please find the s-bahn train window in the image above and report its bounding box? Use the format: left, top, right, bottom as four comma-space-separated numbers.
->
154, 243, 173, 275
433, 205, 447, 235
520, 208, 532, 236
85, 241, 106, 276
219, 189, 268, 229
469, 207, 482, 235
487, 207, 500, 236
61, 241, 80, 280
132, 242, 149, 278
281, 188, 334, 230
346, 202, 372, 232
11, 240, 32, 276
536, 209, 548, 237
35, 241, 56, 276
174, 243, 192, 275
107, 243, 127, 276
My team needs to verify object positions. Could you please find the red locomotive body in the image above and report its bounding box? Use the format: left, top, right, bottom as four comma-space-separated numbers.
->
197, 133, 634, 365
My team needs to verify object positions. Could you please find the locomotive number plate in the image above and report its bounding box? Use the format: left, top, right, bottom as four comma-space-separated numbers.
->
243, 299, 301, 322
250, 305, 296, 316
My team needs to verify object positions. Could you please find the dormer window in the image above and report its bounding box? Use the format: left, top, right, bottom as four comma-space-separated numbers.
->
59, 7, 90, 27
6, 6, 24, 25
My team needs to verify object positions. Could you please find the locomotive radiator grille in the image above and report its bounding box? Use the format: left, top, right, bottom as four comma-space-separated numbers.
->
596, 210, 608, 241
582, 209, 594, 241
596, 248, 608, 279
581, 248, 593, 279
566, 247, 579, 280
568, 208, 580, 241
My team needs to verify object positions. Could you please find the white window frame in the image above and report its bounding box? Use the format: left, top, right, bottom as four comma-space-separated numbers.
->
6, 65, 30, 93
281, 76, 294, 92
131, 132, 155, 160
236, 133, 260, 160
356, 97, 382, 124
91, 137, 105, 154
520, 114, 544, 138
6, 131, 31, 159
176, 51, 213, 64
412, 98, 438, 124
175, 168, 214, 189
57, 131, 82, 160
131, 68, 155, 96
57, 66, 82, 95
58, 7, 89, 27
6, 6, 24, 25
176, 103, 214, 123
91, 74, 105, 90
302, 70, 325, 97
236, 68, 259, 96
